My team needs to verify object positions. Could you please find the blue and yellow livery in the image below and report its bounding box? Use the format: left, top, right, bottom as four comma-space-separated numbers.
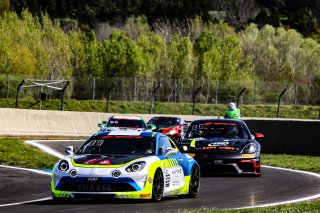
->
51, 130, 200, 202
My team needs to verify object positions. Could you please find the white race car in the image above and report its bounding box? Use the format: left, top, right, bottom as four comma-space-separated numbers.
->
51, 130, 200, 202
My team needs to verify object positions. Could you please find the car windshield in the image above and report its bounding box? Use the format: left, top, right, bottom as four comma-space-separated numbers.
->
107, 119, 146, 128
186, 122, 250, 139
76, 136, 156, 155
148, 117, 180, 127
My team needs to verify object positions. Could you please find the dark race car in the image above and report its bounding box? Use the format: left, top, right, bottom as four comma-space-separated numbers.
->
147, 116, 185, 143
178, 119, 264, 176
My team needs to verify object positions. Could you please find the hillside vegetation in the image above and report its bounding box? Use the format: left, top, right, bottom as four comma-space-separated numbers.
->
1, 11, 320, 104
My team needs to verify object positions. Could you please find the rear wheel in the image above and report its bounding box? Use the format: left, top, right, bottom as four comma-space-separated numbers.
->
152, 168, 164, 202
187, 166, 200, 198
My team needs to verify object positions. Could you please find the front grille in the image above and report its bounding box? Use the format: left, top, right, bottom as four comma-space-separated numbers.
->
73, 194, 115, 199
201, 164, 238, 174
58, 182, 136, 192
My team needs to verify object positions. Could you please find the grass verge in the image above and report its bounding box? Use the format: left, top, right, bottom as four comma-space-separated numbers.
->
197, 200, 320, 212
1, 98, 319, 119
0, 138, 58, 169
261, 154, 320, 173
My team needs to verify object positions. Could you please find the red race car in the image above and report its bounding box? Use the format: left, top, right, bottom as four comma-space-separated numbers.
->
147, 116, 186, 143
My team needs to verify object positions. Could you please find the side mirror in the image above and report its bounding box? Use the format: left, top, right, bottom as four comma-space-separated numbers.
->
255, 133, 264, 140
147, 124, 156, 131
65, 146, 74, 155
164, 148, 178, 158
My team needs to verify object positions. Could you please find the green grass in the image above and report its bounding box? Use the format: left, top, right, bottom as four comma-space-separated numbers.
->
197, 200, 320, 212
0, 138, 58, 169
2, 98, 320, 119
261, 154, 320, 173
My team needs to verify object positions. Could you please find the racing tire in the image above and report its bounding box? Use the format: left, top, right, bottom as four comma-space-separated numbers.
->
152, 168, 164, 202
52, 197, 73, 203
187, 166, 200, 198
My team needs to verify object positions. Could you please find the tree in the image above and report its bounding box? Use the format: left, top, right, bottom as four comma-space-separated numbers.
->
0, 0, 10, 14
101, 30, 147, 77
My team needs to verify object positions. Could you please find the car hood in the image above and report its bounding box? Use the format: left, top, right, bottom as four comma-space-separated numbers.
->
71, 154, 146, 166
182, 137, 252, 153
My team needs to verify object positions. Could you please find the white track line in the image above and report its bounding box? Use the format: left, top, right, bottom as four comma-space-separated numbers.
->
25, 140, 66, 159
0, 165, 51, 176
230, 165, 320, 209
0, 165, 52, 207
0, 197, 52, 207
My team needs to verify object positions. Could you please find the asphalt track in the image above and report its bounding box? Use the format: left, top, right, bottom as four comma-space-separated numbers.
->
1, 140, 320, 213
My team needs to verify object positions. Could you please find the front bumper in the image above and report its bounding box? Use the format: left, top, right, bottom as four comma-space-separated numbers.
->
195, 153, 261, 175
51, 176, 154, 199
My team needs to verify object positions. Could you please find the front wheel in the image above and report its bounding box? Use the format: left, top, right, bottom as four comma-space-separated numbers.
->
187, 166, 200, 198
152, 168, 164, 202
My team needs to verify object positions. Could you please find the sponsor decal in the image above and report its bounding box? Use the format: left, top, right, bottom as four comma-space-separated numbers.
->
98, 160, 111, 165
83, 158, 100, 165
148, 177, 153, 183
88, 140, 104, 146
202, 146, 236, 150
87, 177, 98, 182
242, 154, 255, 158
214, 160, 223, 164
140, 194, 151, 198
208, 142, 229, 146
172, 168, 183, 175
76, 183, 112, 192
165, 171, 170, 187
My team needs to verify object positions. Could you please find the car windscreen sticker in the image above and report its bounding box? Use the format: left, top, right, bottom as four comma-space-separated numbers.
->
88, 140, 104, 146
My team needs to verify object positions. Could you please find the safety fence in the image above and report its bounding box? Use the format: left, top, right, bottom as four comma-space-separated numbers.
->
1, 74, 319, 106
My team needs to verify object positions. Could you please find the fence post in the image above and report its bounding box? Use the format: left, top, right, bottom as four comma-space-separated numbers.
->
174, 79, 177, 102
215, 80, 219, 104
92, 76, 96, 100
60, 81, 70, 111
192, 86, 202, 115
106, 83, 115, 113
150, 83, 160, 114
294, 84, 297, 106
133, 77, 137, 101
277, 88, 288, 118
15, 80, 25, 108
236, 87, 246, 108
253, 81, 257, 105
6, 74, 10, 99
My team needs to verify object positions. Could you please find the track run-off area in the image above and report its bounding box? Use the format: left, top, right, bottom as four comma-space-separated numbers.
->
0, 140, 320, 213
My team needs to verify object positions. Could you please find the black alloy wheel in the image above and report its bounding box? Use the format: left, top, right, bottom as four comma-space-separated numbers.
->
188, 166, 200, 198
152, 168, 164, 201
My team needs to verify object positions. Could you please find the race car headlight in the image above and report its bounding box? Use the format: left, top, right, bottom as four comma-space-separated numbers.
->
242, 143, 257, 154
58, 160, 69, 171
126, 161, 146, 172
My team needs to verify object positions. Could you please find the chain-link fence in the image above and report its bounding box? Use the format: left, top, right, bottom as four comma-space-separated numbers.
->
1, 74, 319, 106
